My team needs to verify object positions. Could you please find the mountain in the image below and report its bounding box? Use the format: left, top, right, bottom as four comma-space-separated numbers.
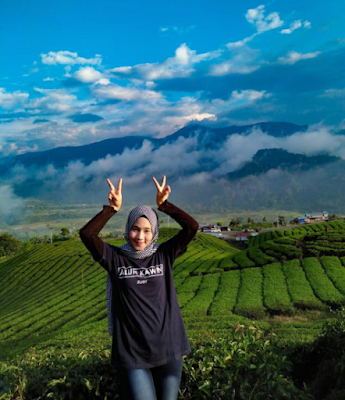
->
3, 121, 345, 212
1, 121, 307, 170
227, 149, 340, 180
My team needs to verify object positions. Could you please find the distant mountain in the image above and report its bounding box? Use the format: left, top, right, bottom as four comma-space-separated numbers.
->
1, 121, 307, 170
227, 149, 340, 180
4, 121, 344, 211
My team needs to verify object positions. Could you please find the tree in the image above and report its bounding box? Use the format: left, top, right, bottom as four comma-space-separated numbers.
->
278, 215, 286, 226
60, 227, 70, 238
0, 233, 22, 257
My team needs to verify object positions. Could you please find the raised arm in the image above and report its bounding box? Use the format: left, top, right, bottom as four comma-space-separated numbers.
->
153, 176, 199, 251
79, 178, 122, 261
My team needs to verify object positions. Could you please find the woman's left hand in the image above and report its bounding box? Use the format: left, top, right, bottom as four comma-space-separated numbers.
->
152, 175, 171, 206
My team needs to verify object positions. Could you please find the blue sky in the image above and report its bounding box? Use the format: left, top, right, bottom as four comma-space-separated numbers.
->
0, 0, 344, 156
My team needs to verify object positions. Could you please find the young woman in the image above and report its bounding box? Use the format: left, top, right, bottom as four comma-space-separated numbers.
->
80, 176, 199, 400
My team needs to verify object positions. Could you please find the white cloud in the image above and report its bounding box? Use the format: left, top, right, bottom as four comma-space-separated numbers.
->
209, 62, 258, 76
92, 83, 162, 101
209, 47, 260, 76
43, 77, 55, 82
41, 51, 102, 65
0, 88, 29, 109
230, 90, 268, 101
117, 43, 221, 81
245, 5, 283, 33
111, 66, 133, 74
0, 185, 23, 222
320, 88, 345, 98
226, 35, 256, 49
29, 88, 77, 112
281, 20, 311, 34
97, 78, 111, 85
278, 50, 321, 65
74, 66, 103, 83
159, 25, 196, 35
281, 20, 302, 34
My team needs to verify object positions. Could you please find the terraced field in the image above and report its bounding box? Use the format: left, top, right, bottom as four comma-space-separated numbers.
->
2, 221, 345, 359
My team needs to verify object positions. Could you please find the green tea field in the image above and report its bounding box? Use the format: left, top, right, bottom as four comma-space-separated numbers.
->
3, 222, 345, 398
2, 221, 345, 360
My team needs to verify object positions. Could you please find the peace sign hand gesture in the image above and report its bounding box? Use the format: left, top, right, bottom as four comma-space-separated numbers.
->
106, 178, 122, 211
152, 175, 171, 207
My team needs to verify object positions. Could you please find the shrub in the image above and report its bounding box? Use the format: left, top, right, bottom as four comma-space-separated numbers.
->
291, 307, 345, 400
0, 234, 22, 257
180, 323, 310, 400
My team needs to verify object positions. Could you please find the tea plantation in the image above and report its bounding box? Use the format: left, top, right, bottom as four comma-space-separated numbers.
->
2, 222, 345, 399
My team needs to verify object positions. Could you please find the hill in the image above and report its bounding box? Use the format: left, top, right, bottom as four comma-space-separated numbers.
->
3, 221, 345, 361
0, 230, 238, 359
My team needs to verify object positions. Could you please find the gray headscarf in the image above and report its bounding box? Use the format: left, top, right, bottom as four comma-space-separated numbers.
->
107, 205, 160, 334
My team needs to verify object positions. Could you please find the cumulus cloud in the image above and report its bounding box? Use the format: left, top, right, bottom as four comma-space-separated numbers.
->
29, 88, 77, 112
0, 88, 29, 109
209, 47, 261, 76
74, 66, 103, 83
92, 83, 162, 101
41, 51, 102, 65
113, 43, 221, 81
281, 20, 302, 34
245, 5, 284, 33
281, 20, 311, 34
278, 50, 321, 65
230, 90, 268, 101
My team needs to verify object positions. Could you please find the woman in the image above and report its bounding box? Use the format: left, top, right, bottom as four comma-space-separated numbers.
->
80, 176, 199, 400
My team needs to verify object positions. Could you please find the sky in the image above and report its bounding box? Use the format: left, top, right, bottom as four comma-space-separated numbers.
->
0, 0, 344, 157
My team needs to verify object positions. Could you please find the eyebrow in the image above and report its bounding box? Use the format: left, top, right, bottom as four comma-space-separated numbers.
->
132, 225, 152, 231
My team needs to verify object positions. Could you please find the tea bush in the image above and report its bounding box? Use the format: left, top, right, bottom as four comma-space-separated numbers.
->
0, 324, 311, 400
180, 324, 310, 400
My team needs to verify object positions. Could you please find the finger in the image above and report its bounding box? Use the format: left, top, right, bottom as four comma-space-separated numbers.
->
106, 178, 115, 191
117, 178, 123, 193
161, 175, 166, 188
152, 177, 161, 191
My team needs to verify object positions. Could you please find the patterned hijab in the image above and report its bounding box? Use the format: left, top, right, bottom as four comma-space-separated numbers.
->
107, 205, 160, 335
119, 205, 160, 259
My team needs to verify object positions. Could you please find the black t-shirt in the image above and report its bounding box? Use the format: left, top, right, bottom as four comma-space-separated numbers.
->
100, 238, 191, 368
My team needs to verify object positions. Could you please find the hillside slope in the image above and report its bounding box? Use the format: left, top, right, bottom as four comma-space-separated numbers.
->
0, 232, 237, 358
2, 222, 345, 359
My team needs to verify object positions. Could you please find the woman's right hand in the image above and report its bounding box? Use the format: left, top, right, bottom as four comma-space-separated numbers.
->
106, 178, 122, 211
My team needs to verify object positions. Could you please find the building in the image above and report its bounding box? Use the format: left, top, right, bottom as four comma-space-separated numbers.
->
296, 212, 329, 224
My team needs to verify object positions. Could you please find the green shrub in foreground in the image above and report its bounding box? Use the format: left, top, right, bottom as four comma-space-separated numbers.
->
181, 323, 310, 400
0, 325, 311, 400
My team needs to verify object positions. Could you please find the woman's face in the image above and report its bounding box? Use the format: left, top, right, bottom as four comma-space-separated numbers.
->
129, 217, 153, 251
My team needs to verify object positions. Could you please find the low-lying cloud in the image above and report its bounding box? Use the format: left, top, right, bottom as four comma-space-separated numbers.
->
2, 123, 345, 214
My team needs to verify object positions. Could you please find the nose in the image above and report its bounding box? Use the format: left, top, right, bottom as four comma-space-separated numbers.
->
137, 229, 144, 240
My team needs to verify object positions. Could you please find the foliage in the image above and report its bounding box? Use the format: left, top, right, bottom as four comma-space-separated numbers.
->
291, 307, 345, 400
235, 268, 266, 319
0, 234, 23, 257
263, 263, 294, 314
302, 258, 345, 306
0, 325, 313, 400
282, 260, 323, 310
180, 324, 310, 400
0, 347, 119, 400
